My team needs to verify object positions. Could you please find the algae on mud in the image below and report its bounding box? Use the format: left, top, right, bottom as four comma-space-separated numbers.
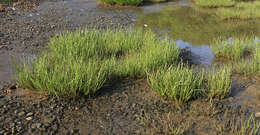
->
136, 6, 260, 45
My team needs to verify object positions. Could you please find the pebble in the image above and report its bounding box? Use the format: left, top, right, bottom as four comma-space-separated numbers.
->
26, 112, 33, 117
26, 117, 33, 121
18, 111, 25, 116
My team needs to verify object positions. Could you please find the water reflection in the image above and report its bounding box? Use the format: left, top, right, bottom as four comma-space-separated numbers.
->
176, 40, 214, 67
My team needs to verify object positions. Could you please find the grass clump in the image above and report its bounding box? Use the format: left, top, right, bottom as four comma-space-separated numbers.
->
206, 67, 232, 99
212, 37, 260, 76
233, 45, 260, 76
212, 37, 255, 60
148, 64, 232, 102
98, 0, 142, 6
148, 64, 204, 102
15, 28, 179, 97
195, 0, 235, 7
217, 1, 260, 20
98, 0, 167, 6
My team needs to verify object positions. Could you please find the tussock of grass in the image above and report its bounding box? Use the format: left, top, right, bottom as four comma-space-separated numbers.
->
148, 64, 232, 102
15, 29, 179, 97
233, 45, 260, 76
148, 64, 204, 102
195, 0, 235, 7
212, 37, 260, 77
206, 67, 232, 99
212, 37, 255, 60
98, 0, 167, 6
217, 1, 260, 20
98, 0, 142, 6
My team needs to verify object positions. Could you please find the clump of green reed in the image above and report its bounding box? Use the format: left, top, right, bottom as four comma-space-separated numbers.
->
217, 1, 260, 20
212, 37, 255, 60
98, 0, 142, 6
233, 45, 260, 76
148, 64, 205, 102
116, 37, 179, 78
148, 64, 233, 102
212, 37, 260, 76
195, 0, 235, 7
206, 67, 232, 99
15, 28, 179, 97
98, 0, 167, 6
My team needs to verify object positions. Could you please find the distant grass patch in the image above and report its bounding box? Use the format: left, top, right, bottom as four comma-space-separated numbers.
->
15, 29, 179, 97
195, 0, 260, 20
217, 1, 260, 20
195, 0, 235, 7
98, 0, 167, 6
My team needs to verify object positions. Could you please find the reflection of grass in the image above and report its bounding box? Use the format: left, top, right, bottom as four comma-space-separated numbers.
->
195, 0, 235, 7
15, 29, 179, 97
137, 6, 260, 45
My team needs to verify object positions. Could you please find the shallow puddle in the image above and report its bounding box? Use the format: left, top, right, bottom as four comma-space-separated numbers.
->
137, 1, 260, 66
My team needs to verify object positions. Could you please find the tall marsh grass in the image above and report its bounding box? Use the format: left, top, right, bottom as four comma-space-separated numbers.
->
15, 29, 179, 97
212, 37, 260, 77
212, 37, 255, 60
206, 67, 232, 99
148, 64, 204, 102
148, 65, 232, 102
195, 0, 235, 7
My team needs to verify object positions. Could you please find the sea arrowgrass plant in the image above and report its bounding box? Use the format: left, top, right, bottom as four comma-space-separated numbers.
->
206, 67, 232, 99
148, 64, 205, 102
15, 28, 180, 97
212, 37, 255, 60
217, 1, 260, 20
212, 37, 260, 76
195, 0, 235, 8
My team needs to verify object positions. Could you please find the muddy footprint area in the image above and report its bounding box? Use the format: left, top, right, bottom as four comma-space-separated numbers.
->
0, 0, 260, 135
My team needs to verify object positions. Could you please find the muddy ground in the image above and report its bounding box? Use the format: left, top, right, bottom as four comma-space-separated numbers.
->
0, 0, 259, 135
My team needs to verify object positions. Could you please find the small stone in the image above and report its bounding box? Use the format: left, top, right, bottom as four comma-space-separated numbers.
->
26, 117, 33, 121
26, 112, 33, 117
255, 112, 260, 118
18, 111, 25, 116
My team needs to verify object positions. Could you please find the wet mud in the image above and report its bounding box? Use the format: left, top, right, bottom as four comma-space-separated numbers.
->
0, 0, 259, 134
